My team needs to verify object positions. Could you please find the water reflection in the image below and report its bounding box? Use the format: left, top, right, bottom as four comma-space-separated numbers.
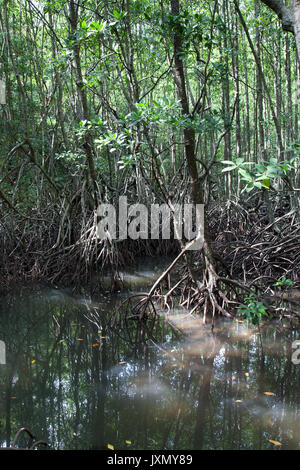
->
0, 281, 300, 450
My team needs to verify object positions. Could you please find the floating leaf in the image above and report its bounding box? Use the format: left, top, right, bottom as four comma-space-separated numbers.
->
107, 444, 114, 450
269, 440, 282, 446
264, 392, 275, 396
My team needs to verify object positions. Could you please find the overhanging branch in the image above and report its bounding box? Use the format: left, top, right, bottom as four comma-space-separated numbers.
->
260, 0, 294, 33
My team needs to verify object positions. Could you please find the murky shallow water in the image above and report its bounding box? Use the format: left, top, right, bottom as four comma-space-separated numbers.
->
0, 264, 300, 450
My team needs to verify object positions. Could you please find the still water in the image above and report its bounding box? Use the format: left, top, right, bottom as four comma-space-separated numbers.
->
0, 262, 300, 450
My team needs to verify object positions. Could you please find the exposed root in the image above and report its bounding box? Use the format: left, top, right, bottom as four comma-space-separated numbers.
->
112, 201, 300, 330
0, 427, 49, 450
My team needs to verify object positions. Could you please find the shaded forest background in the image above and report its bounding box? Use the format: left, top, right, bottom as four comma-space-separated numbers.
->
0, 0, 299, 297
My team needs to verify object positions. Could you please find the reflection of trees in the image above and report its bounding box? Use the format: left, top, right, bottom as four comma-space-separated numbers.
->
193, 356, 215, 450
1, 287, 300, 449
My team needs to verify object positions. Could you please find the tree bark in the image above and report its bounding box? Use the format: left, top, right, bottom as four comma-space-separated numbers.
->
260, 0, 294, 32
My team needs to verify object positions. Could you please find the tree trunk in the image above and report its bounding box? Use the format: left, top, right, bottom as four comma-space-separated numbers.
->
170, 0, 218, 290
67, 0, 99, 206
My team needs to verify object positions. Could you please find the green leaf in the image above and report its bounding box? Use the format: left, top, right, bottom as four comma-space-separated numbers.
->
239, 168, 252, 181
222, 166, 236, 173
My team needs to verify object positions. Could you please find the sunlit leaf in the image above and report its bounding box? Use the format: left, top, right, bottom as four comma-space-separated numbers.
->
222, 166, 236, 173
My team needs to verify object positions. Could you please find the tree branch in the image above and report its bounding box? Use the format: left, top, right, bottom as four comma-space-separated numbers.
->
259, 0, 294, 33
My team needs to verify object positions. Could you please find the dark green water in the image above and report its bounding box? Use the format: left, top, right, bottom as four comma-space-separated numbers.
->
0, 265, 300, 450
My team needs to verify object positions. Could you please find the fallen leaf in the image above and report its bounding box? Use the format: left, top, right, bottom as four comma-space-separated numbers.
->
269, 440, 282, 446
107, 444, 114, 450
264, 392, 275, 396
